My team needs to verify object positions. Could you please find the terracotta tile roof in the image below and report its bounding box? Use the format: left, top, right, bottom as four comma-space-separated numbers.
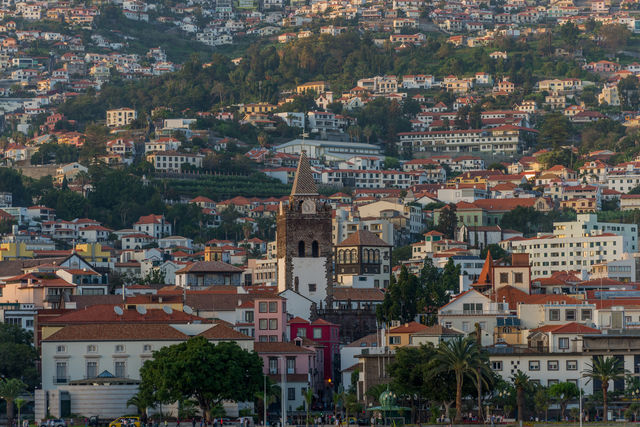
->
40, 304, 207, 324
345, 332, 381, 348
254, 341, 314, 353
530, 322, 600, 335
389, 321, 429, 334
411, 324, 462, 336
337, 230, 390, 247
288, 316, 310, 324
44, 323, 190, 341
197, 323, 252, 340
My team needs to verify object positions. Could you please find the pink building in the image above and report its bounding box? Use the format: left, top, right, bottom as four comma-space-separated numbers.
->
289, 318, 340, 385
254, 340, 316, 412
254, 296, 287, 342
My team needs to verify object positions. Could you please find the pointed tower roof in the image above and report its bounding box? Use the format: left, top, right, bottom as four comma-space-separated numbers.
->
476, 251, 494, 285
291, 151, 318, 197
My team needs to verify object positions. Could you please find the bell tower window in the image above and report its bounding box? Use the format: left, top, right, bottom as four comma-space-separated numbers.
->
298, 241, 305, 257
312, 241, 319, 257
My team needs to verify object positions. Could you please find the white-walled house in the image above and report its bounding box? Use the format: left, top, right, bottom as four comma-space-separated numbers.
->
37, 322, 253, 420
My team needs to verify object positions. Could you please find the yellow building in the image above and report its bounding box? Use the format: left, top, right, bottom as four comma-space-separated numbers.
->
0, 242, 34, 260
386, 321, 430, 349
238, 103, 277, 114
296, 81, 328, 94
74, 243, 111, 265
204, 246, 224, 261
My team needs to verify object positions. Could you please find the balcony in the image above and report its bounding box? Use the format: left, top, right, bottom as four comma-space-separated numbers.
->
53, 376, 69, 384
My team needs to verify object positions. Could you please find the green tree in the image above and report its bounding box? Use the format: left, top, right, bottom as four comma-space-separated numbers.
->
127, 391, 155, 417
598, 24, 631, 51
534, 387, 550, 421
0, 378, 27, 425
433, 336, 481, 423
436, 204, 458, 239
0, 324, 39, 389
441, 258, 461, 292
303, 387, 313, 427
549, 382, 579, 420
377, 266, 419, 323
618, 75, 640, 110
480, 244, 507, 260
584, 356, 626, 421
538, 113, 572, 149
511, 370, 530, 422
139, 338, 263, 420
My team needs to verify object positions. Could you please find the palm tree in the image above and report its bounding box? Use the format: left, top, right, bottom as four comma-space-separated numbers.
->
332, 391, 343, 419
15, 398, 25, 424
471, 323, 493, 422
549, 382, 579, 421
511, 370, 529, 422
584, 356, 626, 421
127, 392, 155, 417
0, 378, 27, 425
433, 336, 480, 423
303, 388, 314, 427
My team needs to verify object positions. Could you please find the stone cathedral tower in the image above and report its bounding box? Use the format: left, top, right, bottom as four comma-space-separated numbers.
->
276, 152, 333, 306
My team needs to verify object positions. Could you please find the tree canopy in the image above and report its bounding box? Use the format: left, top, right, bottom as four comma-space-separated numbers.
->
139, 337, 263, 420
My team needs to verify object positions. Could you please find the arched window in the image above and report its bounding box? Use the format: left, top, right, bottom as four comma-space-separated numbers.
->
351, 249, 358, 263
298, 241, 305, 257
338, 250, 344, 264
346, 250, 352, 264
312, 240, 319, 257
364, 249, 370, 264
374, 249, 380, 263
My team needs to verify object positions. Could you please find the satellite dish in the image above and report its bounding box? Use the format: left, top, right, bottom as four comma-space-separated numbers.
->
136, 305, 147, 315
163, 305, 173, 315
183, 305, 193, 315
114, 306, 124, 316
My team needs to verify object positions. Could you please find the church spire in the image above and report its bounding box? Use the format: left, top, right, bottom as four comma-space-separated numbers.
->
291, 151, 318, 197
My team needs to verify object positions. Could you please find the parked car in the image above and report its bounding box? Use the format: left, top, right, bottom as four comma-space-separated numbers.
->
41, 419, 66, 427
109, 417, 141, 427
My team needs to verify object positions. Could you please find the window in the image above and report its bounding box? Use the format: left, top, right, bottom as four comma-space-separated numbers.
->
565, 309, 576, 321
259, 302, 267, 313
549, 309, 560, 321
143, 344, 152, 352
548, 360, 559, 371
312, 241, 319, 257
309, 283, 316, 292
268, 302, 277, 313
581, 309, 592, 321
491, 361, 503, 371
529, 360, 540, 371
56, 345, 66, 353
313, 328, 322, 339
567, 360, 578, 370
86, 345, 97, 353
115, 361, 126, 378
559, 338, 569, 349
389, 336, 401, 344
244, 311, 254, 322
287, 357, 295, 374
86, 361, 98, 378
115, 344, 125, 353
269, 319, 278, 330
462, 322, 469, 332
547, 379, 559, 386
462, 303, 483, 313
296, 328, 306, 338
269, 357, 278, 374
56, 362, 67, 383
288, 387, 295, 401
514, 272, 523, 283
298, 241, 305, 257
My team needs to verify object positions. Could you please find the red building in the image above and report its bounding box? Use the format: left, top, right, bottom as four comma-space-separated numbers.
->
289, 317, 340, 385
